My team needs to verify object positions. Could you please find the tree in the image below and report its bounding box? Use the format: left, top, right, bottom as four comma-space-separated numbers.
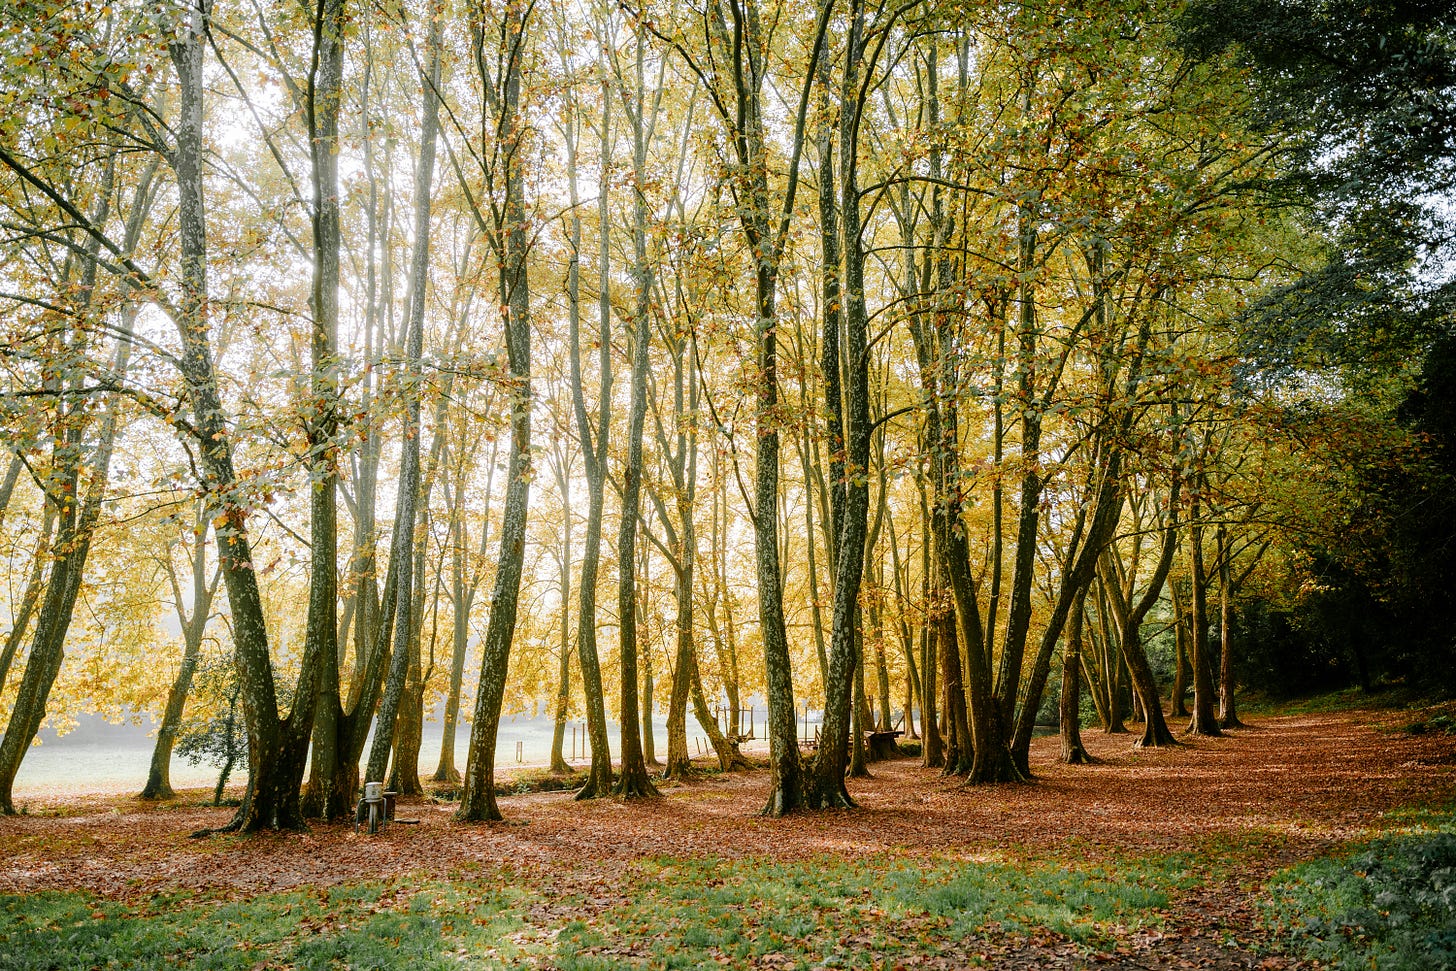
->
141, 500, 222, 800
457, 0, 535, 823
650, 0, 832, 815
365, 0, 443, 793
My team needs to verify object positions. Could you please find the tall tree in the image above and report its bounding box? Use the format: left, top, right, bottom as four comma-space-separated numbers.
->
609, 25, 662, 799
365, 0, 443, 790
457, 0, 535, 823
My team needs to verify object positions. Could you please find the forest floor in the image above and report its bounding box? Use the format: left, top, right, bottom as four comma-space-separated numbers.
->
2, 702, 1454, 969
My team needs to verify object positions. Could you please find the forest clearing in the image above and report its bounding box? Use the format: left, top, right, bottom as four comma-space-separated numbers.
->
1, 0, 1454, 966
2, 702, 1454, 969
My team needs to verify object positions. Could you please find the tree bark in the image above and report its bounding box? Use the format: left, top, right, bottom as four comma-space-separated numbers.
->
458, 0, 534, 821
611, 34, 661, 799
143, 502, 218, 800
567, 80, 615, 801
549, 441, 574, 774
1216, 524, 1245, 729
1186, 502, 1223, 737
1059, 586, 1094, 764
299, 0, 349, 820
365, 9, 441, 789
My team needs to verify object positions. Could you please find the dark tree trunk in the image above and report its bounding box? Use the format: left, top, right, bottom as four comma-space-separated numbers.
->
143, 505, 217, 800
918, 484, 943, 768
808, 0, 874, 808
936, 572, 973, 776
364, 10, 440, 789
1217, 525, 1245, 729
1171, 581, 1191, 717
457, 1, 533, 821
568, 88, 614, 801
611, 35, 661, 800
1059, 587, 1094, 764
1186, 509, 1223, 737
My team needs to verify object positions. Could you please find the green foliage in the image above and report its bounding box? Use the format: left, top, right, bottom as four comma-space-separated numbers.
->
1265, 820, 1456, 969
174, 652, 247, 804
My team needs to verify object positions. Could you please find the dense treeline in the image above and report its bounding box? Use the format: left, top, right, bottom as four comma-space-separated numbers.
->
0, 0, 1449, 828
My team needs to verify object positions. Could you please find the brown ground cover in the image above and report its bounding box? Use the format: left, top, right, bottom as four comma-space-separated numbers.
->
2, 707, 1453, 969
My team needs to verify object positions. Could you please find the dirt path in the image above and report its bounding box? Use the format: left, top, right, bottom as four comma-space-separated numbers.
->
2, 708, 1452, 968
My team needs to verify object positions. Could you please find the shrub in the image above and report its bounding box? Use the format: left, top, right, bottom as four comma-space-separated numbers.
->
1265, 825, 1456, 970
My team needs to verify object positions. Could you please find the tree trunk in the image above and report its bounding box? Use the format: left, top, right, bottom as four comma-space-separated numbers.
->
1059, 586, 1094, 764
298, 0, 350, 821
567, 82, 614, 801
0, 507, 55, 700
808, 0, 874, 808
549, 443, 574, 775
457, 1, 534, 821
143, 503, 217, 800
918, 483, 943, 768
1186, 508, 1223, 737
1217, 524, 1245, 729
611, 34, 661, 799
1171, 579, 1191, 717
364, 10, 441, 788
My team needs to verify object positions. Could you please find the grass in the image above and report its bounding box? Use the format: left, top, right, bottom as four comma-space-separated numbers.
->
1263, 807, 1456, 970
1240, 683, 1456, 724
0, 880, 537, 970
6, 815, 1455, 968
0, 850, 1201, 970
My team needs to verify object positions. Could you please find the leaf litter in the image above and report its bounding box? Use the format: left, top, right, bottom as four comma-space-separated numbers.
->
1, 708, 1452, 969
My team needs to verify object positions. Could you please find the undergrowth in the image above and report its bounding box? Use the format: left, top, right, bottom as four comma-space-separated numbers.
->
1264, 811, 1456, 970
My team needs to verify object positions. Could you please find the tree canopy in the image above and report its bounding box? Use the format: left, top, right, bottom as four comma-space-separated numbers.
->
0, 0, 1450, 827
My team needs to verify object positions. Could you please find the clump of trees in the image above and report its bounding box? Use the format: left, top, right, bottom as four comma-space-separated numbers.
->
0, 0, 1449, 830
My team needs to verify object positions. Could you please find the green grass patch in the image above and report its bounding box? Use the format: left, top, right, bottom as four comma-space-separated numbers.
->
0, 879, 536, 970
1264, 813, 1456, 970
0, 850, 1210, 969
550, 851, 1196, 968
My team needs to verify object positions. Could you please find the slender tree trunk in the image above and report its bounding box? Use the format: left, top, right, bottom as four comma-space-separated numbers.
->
1217, 525, 1245, 729
0, 508, 55, 698
299, 0, 349, 821
568, 83, 614, 801
1186, 507, 1223, 737
612, 37, 661, 799
387, 537, 430, 796
365, 11, 441, 786
936, 560, 972, 775
808, 0, 876, 807
1121, 498, 1181, 748
1060, 586, 1094, 764
918, 482, 942, 767
432, 458, 479, 783
550, 446, 574, 774
662, 336, 701, 781
993, 209, 1043, 739
143, 503, 217, 800
458, 1, 534, 821
1171, 577, 1191, 717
